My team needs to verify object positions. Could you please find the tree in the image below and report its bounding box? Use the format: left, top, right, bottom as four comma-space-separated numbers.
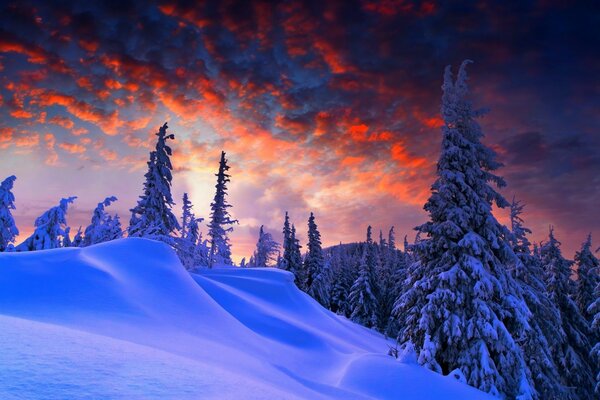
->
0, 175, 19, 251
349, 226, 379, 328
16, 197, 77, 251
289, 224, 304, 284
176, 193, 205, 270
128, 123, 180, 240
83, 196, 122, 246
388, 226, 396, 251
393, 61, 532, 398
541, 227, 595, 399
207, 151, 237, 267
589, 263, 600, 395
250, 225, 279, 267
304, 212, 328, 305
509, 199, 571, 399
279, 211, 293, 270
574, 234, 599, 323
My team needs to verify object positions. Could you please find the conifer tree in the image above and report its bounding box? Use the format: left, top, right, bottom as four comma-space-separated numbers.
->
83, 196, 122, 246
509, 199, 570, 399
250, 225, 279, 267
574, 234, 599, 323
589, 269, 600, 395
207, 151, 237, 267
180, 192, 194, 239
279, 211, 292, 270
289, 224, 304, 284
129, 123, 179, 239
393, 61, 532, 398
71, 226, 84, 247
541, 227, 595, 399
304, 212, 328, 304
388, 226, 395, 251
0, 175, 19, 251
176, 193, 205, 270
349, 226, 379, 328
16, 197, 77, 251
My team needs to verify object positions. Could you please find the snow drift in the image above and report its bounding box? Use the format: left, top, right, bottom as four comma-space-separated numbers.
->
0, 238, 489, 399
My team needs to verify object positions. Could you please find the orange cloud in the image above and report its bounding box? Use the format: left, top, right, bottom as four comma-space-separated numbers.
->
390, 141, 429, 169
58, 142, 86, 154
49, 115, 75, 129
9, 109, 33, 119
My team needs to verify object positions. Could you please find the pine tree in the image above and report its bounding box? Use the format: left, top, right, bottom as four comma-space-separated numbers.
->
207, 151, 237, 267
349, 226, 379, 328
250, 225, 279, 267
289, 224, 304, 285
0, 175, 19, 251
279, 211, 292, 270
180, 193, 194, 239
388, 226, 396, 251
304, 212, 328, 305
509, 199, 571, 399
176, 193, 205, 270
129, 123, 180, 240
393, 61, 532, 398
589, 266, 600, 395
541, 227, 595, 399
71, 226, 84, 247
83, 196, 122, 246
574, 234, 599, 323
16, 197, 77, 251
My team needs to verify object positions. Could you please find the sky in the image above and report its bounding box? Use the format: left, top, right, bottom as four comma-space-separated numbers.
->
0, 0, 598, 261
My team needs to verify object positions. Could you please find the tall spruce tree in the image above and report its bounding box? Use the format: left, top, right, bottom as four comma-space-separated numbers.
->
589, 266, 600, 395
541, 227, 595, 399
393, 61, 532, 398
289, 224, 304, 284
304, 212, 328, 304
280, 212, 292, 270
16, 197, 77, 251
0, 175, 19, 251
509, 199, 570, 399
574, 234, 600, 323
128, 123, 180, 239
349, 226, 379, 329
207, 151, 237, 267
83, 196, 122, 246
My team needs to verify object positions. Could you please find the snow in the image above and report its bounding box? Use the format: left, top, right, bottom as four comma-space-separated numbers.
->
0, 238, 490, 399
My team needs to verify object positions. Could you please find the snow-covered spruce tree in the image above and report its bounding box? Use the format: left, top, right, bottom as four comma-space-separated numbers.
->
574, 234, 599, 323
71, 226, 84, 247
0, 175, 19, 251
175, 193, 205, 270
589, 270, 600, 395
207, 151, 237, 267
509, 199, 571, 399
289, 224, 304, 285
304, 212, 329, 305
250, 225, 279, 267
393, 61, 533, 398
83, 196, 122, 246
349, 226, 379, 329
279, 211, 292, 270
129, 123, 180, 240
541, 227, 595, 399
16, 197, 77, 251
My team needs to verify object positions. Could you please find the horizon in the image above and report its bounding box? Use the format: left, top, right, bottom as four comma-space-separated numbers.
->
1, 1, 598, 261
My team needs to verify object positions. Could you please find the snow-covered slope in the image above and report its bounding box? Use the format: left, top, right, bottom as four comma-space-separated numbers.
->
0, 238, 490, 399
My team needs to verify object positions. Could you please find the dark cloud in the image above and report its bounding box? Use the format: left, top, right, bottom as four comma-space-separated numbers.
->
0, 0, 598, 257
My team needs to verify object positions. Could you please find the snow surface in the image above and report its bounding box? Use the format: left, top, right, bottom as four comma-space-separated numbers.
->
0, 238, 490, 399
